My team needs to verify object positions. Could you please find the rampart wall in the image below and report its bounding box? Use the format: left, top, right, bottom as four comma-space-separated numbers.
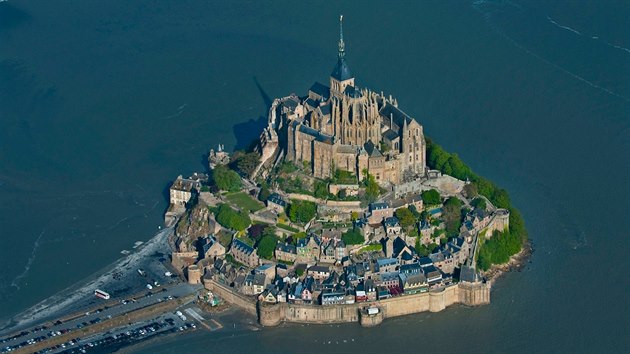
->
255, 282, 490, 327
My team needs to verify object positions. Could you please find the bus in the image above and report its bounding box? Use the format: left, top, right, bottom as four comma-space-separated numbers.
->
94, 289, 111, 300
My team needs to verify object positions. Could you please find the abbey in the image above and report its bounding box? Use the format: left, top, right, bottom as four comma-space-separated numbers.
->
263, 16, 426, 185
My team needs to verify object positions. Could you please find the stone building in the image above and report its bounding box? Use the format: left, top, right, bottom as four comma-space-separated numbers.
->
231, 238, 260, 268
169, 175, 200, 206
264, 16, 426, 186
187, 264, 202, 285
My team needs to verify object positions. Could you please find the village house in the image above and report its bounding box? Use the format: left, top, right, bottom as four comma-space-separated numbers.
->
296, 235, 321, 263
231, 238, 260, 268
254, 263, 276, 284
430, 249, 456, 274
399, 273, 428, 295
267, 193, 288, 214
424, 265, 443, 286
200, 235, 226, 259
275, 242, 297, 263
321, 288, 346, 305
384, 216, 402, 236
308, 265, 332, 281
369, 202, 394, 224
169, 175, 200, 206
376, 257, 399, 273
253, 273, 267, 295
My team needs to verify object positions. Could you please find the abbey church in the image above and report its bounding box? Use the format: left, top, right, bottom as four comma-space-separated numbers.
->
262, 16, 426, 185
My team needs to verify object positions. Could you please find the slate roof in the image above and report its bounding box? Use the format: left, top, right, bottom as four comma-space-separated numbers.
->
309, 82, 330, 100
275, 243, 297, 254
331, 57, 353, 81
379, 103, 415, 133
383, 129, 398, 142
297, 124, 334, 144
370, 202, 390, 211
232, 238, 255, 255
384, 217, 400, 228
267, 193, 287, 207
319, 103, 331, 116
364, 141, 383, 157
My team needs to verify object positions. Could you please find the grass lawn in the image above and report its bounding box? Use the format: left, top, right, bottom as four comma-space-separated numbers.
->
277, 223, 299, 233
358, 243, 383, 254
225, 191, 264, 212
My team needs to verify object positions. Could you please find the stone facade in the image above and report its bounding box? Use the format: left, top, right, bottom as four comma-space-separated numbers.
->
266, 17, 426, 186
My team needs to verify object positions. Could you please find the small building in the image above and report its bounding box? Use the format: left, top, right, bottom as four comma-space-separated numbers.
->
399, 272, 428, 295
267, 193, 288, 213
307, 265, 331, 281
368, 202, 394, 223
187, 264, 202, 285
376, 257, 399, 273
321, 288, 346, 305
231, 238, 260, 268
430, 249, 456, 275
424, 265, 443, 286
384, 216, 402, 236
400, 262, 423, 276
275, 243, 297, 263
296, 235, 321, 263
169, 175, 200, 206
254, 263, 276, 284
201, 235, 226, 259
253, 273, 266, 294
376, 286, 391, 300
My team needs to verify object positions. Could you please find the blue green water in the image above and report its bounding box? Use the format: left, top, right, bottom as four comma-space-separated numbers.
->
1, 1, 629, 352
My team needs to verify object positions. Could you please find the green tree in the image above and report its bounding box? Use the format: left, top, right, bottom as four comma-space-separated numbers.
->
395, 207, 416, 229
463, 183, 478, 198
230, 151, 260, 177
341, 228, 364, 245
257, 234, 277, 260
287, 200, 317, 223
314, 180, 330, 199
421, 189, 441, 205
212, 165, 242, 192
258, 184, 271, 202
443, 197, 463, 237
215, 204, 250, 231
471, 197, 487, 210
362, 169, 380, 203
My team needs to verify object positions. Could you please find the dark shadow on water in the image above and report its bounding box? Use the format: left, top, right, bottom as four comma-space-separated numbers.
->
231, 77, 273, 151
161, 181, 172, 215
0, 2, 31, 31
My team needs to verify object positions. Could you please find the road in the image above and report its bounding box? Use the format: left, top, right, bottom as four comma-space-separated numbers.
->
1, 282, 199, 353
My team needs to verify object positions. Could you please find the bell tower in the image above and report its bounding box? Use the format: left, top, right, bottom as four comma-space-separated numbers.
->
330, 15, 355, 96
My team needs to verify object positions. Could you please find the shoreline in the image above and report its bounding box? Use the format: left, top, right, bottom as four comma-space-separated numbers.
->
482, 241, 534, 285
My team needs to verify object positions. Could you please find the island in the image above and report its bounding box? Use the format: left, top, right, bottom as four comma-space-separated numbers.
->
166, 16, 528, 327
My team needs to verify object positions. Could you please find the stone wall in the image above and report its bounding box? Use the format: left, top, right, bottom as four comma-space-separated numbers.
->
204, 280, 257, 316
256, 282, 490, 327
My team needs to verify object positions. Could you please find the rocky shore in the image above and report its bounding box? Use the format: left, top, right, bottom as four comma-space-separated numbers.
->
482, 241, 534, 285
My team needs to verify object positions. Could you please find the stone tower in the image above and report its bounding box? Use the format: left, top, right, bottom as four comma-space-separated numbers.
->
330, 15, 355, 96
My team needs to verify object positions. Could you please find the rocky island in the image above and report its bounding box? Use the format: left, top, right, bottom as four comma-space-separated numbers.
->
166, 16, 528, 327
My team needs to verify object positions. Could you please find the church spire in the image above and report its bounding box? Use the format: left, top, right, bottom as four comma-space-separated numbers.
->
338, 15, 345, 59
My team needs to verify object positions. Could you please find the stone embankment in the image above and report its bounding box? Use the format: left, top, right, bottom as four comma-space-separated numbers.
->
205, 280, 489, 328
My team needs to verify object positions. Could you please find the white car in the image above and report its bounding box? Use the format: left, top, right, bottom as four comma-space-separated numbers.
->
146, 284, 153, 290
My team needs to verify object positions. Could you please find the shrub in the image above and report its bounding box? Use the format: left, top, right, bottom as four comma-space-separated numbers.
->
421, 189, 441, 205
212, 165, 242, 192
287, 200, 317, 223
215, 204, 250, 231
341, 228, 364, 245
